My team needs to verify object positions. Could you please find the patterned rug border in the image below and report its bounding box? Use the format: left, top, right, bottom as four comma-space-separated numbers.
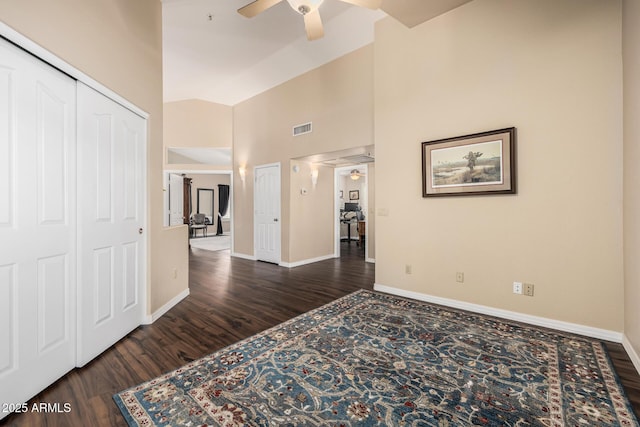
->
113, 290, 367, 425
114, 289, 640, 426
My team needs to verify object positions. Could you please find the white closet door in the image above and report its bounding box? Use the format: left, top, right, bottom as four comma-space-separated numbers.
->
76, 83, 146, 366
254, 164, 281, 264
0, 38, 77, 412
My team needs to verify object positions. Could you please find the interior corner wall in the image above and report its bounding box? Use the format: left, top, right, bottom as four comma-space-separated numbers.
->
233, 45, 374, 262
374, 0, 624, 331
366, 164, 376, 260
289, 162, 334, 263
0, 0, 188, 315
623, 0, 640, 359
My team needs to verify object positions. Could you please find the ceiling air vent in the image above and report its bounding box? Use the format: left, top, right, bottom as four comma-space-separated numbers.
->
293, 122, 312, 136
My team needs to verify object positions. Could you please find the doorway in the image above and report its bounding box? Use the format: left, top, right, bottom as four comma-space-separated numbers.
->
334, 164, 369, 260
164, 170, 233, 251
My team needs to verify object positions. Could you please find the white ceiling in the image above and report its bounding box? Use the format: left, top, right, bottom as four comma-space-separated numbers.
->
162, 0, 386, 106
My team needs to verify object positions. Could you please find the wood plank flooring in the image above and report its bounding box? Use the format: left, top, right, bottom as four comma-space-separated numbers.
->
2, 243, 639, 426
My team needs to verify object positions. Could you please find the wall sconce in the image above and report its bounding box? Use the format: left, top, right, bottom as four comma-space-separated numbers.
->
311, 169, 319, 186
238, 166, 246, 182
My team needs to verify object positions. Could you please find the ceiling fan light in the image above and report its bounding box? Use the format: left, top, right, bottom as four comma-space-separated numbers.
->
287, 0, 324, 14
350, 170, 361, 180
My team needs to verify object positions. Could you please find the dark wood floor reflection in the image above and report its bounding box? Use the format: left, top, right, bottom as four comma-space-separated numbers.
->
3, 242, 639, 425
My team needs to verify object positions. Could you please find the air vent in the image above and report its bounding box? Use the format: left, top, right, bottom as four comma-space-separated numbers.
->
293, 122, 312, 136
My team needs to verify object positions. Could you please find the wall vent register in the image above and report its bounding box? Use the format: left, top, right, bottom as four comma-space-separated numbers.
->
293, 122, 312, 136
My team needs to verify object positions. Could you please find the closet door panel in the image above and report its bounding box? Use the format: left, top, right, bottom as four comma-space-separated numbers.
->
77, 82, 146, 367
0, 38, 76, 417
0, 66, 12, 226
0, 265, 16, 376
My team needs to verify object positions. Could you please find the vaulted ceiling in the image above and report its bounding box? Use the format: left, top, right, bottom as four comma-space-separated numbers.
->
162, 0, 473, 106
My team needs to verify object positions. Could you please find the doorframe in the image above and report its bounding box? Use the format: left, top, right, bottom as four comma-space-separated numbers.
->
334, 164, 369, 259
254, 162, 282, 264
163, 169, 234, 253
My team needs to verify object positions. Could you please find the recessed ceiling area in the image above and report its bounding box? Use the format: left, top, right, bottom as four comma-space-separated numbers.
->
294, 145, 374, 167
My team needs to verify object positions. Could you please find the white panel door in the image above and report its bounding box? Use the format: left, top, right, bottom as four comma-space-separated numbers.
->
0, 38, 77, 414
76, 83, 146, 366
254, 164, 281, 264
169, 173, 184, 226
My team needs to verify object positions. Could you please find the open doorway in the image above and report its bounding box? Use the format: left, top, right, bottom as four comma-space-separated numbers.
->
334, 164, 369, 260
164, 170, 233, 253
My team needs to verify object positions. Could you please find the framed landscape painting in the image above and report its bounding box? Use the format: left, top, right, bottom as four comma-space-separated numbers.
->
422, 127, 516, 197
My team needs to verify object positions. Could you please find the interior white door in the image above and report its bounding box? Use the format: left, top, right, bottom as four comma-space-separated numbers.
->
169, 173, 184, 226
76, 83, 146, 366
0, 38, 77, 414
254, 164, 281, 264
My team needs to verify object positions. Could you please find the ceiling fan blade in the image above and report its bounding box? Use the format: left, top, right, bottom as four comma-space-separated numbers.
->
238, 0, 283, 18
336, 0, 381, 10
303, 9, 324, 41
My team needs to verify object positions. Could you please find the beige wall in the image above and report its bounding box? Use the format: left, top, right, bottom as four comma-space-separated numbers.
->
0, 0, 189, 314
289, 162, 334, 263
623, 0, 640, 359
164, 99, 233, 170
374, 0, 624, 331
233, 45, 375, 262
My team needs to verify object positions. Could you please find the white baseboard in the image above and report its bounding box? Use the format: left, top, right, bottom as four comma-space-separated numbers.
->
143, 288, 190, 325
373, 284, 623, 343
231, 252, 257, 261
623, 334, 640, 375
366, 257, 376, 264
281, 254, 335, 268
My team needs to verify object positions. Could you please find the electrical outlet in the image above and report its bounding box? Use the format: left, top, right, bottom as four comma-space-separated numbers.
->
456, 272, 464, 283
405, 265, 412, 274
524, 283, 534, 297
513, 281, 523, 295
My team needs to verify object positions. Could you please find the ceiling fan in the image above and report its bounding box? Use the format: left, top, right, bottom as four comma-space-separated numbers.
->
238, 0, 382, 41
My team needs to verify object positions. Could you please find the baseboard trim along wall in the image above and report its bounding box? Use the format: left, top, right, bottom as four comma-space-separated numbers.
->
231, 252, 257, 261
143, 288, 190, 325
281, 254, 335, 268
374, 284, 624, 343
623, 334, 640, 375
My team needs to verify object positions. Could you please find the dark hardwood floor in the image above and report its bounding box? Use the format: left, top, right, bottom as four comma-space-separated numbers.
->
2, 242, 639, 426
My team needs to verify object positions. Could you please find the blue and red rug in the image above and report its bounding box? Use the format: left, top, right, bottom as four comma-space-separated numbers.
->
114, 290, 639, 426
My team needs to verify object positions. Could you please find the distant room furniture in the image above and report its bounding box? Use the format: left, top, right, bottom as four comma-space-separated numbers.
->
340, 203, 361, 243
197, 188, 215, 228
190, 213, 207, 238
357, 221, 366, 247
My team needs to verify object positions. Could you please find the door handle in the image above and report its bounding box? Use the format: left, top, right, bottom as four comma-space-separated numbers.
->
274, 218, 278, 222
139, 228, 144, 234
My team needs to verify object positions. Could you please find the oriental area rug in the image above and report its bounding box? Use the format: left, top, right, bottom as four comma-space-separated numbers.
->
114, 290, 639, 426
